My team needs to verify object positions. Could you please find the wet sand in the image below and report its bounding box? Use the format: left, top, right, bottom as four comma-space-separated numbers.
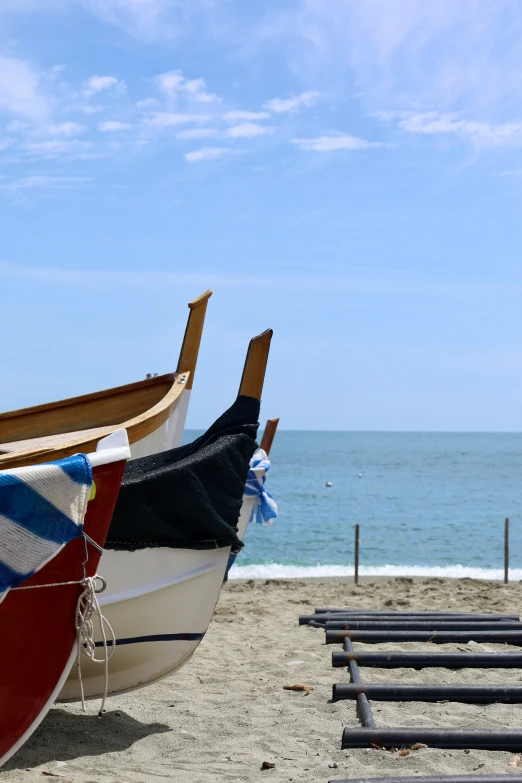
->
3, 577, 522, 783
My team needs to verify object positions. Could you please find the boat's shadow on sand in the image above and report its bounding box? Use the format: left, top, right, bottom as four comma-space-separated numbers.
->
5, 709, 171, 770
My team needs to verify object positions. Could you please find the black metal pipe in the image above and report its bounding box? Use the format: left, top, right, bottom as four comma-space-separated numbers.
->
314, 608, 518, 619
341, 727, 522, 750
333, 682, 522, 703
302, 614, 517, 625
332, 650, 522, 669
303, 614, 478, 625
325, 620, 522, 630
343, 638, 375, 729
330, 775, 519, 783
301, 612, 519, 625
325, 629, 522, 644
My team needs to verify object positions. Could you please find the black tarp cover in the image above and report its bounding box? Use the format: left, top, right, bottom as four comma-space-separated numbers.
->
105, 395, 260, 551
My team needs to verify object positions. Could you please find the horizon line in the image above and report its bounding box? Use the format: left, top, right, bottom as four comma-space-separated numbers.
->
185, 427, 522, 435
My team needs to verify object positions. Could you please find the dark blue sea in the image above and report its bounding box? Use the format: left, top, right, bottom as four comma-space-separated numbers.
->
184, 431, 522, 580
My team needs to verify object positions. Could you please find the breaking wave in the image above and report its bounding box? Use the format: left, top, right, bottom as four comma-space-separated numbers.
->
228, 563, 522, 581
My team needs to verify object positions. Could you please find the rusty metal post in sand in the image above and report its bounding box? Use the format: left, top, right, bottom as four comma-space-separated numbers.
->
505, 517, 510, 585
354, 524, 360, 585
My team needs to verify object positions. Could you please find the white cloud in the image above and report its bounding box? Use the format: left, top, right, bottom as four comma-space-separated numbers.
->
291, 1, 522, 115
2, 260, 517, 309
496, 169, 522, 178
292, 131, 383, 152
136, 98, 159, 109
0, 1, 225, 43
183, 78, 219, 103
185, 146, 230, 163
145, 112, 211, 127
176, 128, 218, 139
0, 259, 215, 289
75, 0, 181, 41
98, 121, 132, 132
399, 113, 473, 134
225, 122, 275, 139
154, 70, 184, 96
69, 103, 104, 115
264, 91, 320, 114
0, 55, 50, 121
23, 139, 92, 159
379, 111, 522, 148
0, 175, 91, 192
223, 110, 271, 122
154, 70, 219, 103
47, 121, 85, 137
83, 75, 125, 97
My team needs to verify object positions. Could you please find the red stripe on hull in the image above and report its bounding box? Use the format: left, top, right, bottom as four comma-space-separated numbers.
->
0, 459, 125, 765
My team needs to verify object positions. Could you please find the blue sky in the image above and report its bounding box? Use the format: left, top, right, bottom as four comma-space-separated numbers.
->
0, 1, 521, 431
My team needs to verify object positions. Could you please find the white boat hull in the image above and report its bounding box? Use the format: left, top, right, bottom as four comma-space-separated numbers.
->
59, 496, 254, 700
129, 389, 190, 459
60, 402, 260, 701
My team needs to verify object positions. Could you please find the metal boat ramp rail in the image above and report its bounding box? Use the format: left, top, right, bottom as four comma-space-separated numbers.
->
299, 608, 522, 783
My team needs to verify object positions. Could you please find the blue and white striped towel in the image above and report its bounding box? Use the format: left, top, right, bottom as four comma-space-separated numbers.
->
243, 448, 278, 526
0, 454, 93, 601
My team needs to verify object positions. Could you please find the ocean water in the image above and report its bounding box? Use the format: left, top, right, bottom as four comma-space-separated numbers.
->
185, 431, 522, 580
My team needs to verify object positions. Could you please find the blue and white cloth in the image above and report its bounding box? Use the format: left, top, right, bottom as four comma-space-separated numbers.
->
243, 448, 278, 526
0, 454, 92, 601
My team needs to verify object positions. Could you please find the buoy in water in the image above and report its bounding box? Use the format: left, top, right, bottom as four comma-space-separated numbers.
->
325, 481, 332, 487
358, 473, 362, 478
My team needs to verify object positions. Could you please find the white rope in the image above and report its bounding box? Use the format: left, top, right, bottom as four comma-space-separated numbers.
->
13, 579, 88, 590
75, 576, 115, 715
13, 574, 115, 716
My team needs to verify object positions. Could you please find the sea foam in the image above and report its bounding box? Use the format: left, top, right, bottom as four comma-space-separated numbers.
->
228, 563, 522, 581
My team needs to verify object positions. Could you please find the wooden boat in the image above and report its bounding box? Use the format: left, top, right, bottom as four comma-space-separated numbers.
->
0, 430, 130, 767
59, 329, 272, 701
0, 290, 212, 470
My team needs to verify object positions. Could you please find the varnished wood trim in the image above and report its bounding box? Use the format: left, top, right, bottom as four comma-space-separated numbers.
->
238, 329, 272, 401
260, 418, 279, 455
0, 372, 191, 470
0, 372, 175, 425
0, 288, 209, 444
176, 289, 212, 390
0, 373, 176, 444
188, 290, 213, 310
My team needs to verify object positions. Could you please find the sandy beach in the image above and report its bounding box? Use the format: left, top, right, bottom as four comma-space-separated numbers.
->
3, 577, 522, 783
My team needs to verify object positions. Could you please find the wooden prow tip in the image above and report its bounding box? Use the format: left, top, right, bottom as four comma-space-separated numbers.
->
176, 290, 212, 389
238, 329, 273, 401
188, 289, 212, 309
260, 417, 279, 455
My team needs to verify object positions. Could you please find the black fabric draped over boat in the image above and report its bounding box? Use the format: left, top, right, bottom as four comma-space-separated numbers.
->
104, 395, 260, 551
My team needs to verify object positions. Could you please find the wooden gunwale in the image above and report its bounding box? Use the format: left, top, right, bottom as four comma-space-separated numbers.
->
0, 371, 175, 424
0, 371, 190, 470
0, 372, 176, 440
0, 289, 213, 470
